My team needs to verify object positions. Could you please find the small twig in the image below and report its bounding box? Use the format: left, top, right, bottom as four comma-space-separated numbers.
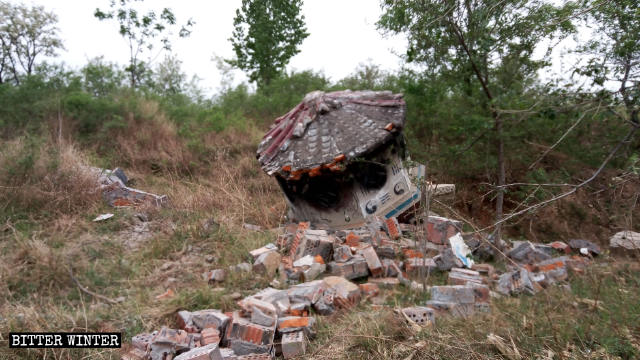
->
68, 267, 118, 305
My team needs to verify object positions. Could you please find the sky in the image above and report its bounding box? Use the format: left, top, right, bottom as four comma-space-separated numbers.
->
39, 0, 408, 95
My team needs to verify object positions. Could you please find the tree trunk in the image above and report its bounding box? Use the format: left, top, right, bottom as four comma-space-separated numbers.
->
494, 117, 505, 247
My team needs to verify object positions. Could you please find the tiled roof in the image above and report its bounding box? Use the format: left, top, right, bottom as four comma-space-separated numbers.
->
257, 90, 406, 179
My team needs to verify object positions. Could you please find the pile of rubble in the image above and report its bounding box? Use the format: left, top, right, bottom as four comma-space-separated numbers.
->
87, 167, 168, 208
123, 213, 601, 360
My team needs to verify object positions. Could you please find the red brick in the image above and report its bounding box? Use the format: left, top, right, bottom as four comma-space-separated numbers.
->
359, 283, 380, 297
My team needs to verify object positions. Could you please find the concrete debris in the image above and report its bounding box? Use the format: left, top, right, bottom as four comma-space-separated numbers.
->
427, 285, 490, 318
280, 330, 306, 359
332, 245, 353, 263
449, 233, 474, 268
568, 239, 601, 256
448, 268, 484, 286
327, 255, 369, 280
249, 244, 278, 261
191, 310, 230, 334
402, 306, 435, 326
129, 210, 598, 358
496, 268, 540, 296
253, 251, 282, 276
433, 248, 463, 271
507, 241, 552, 264
149, 327, 196, 360
174, 343, 223, 360
91, 167, 168, 208
426, 216, 462, 245
549, 241, 571, 254
405, 257, 437, 275
356, 244, 383, 277
93, 213, 114, 222
610, 231, 640, 253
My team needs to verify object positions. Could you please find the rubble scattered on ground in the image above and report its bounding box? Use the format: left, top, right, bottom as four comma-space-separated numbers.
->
609, 231, 640, 254
88, 167, 168, 208
124, 210, 602, 359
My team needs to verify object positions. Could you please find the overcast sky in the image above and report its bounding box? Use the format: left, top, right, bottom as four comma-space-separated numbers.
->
40, 0, 407, 95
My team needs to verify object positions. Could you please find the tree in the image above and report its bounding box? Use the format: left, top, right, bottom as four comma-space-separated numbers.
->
227, 0, 309, 88
0, 1, 63, 84
576, 0, 639, 126
94, 0, 194, 89
378, 0, 576, 245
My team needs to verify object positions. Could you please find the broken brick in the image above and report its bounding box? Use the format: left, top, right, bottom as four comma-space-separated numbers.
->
357, 244, 383, 277
359, 283, 380, 298
281, 330, 306, 359
327, 256, 369, 280
174, 343, 223, 360
253, 250, 282, 276
345, 232, 361, 247
402, 306, 435, 326
405, 257, 437, 275
384, 217, 401, 240
191, 310, 230, 334
448, 268, 483, 286
200, 328, 221, 346
425, 216, 462, 245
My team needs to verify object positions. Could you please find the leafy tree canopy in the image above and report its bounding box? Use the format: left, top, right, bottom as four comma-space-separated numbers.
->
227, 0, 309, 89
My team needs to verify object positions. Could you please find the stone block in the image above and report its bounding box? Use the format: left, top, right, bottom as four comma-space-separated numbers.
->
430, 285, 489, 304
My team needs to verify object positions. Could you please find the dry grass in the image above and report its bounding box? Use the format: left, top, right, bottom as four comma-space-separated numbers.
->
308, 262, 640, 360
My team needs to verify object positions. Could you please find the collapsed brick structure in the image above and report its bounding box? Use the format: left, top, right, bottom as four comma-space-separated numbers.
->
124, 210, 596, 360
256, 90, 427, 229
